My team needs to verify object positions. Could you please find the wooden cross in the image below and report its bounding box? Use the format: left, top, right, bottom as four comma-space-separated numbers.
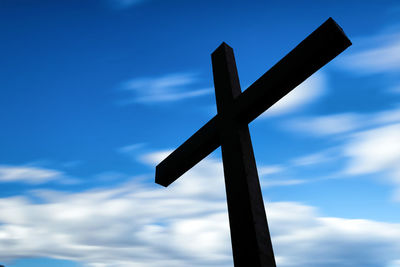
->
155, 18, 351, 267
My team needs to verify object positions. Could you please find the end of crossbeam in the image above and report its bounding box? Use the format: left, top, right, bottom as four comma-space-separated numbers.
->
154, 116, 220, 188
321, 17, 352, 50
155, 164, 170, 187
326, 17, 352, 46
234, 17, 352, 124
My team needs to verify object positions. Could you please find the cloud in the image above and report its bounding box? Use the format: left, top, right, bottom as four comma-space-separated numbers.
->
120, 72, 212, 104
343, 123, 400, 177
286, 113, 363, 136
281, 107, 400, 198
118, 143, 146, 153
261, 179, 306, 187
258, 165, 306, 187
262, 72, 326, 117
0, 165, 64, 184
118, 143, 147, 161
0, 153, 400, 267
138, 150, 172, 167
372, 106, 400, 125
339, 32, 400, 75
281, 106, 400, 200
291, 149, 339, 167
284, 106, 400, 137
258, 165, 284, 176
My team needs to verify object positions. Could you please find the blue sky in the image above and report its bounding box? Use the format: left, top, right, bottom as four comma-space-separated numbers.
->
1, 0, 400, 266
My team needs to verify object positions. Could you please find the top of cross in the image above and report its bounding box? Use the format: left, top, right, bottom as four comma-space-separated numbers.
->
155, 17, 351, 187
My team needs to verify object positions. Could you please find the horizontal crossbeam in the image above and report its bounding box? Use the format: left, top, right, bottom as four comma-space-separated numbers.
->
156, 17, 351, 187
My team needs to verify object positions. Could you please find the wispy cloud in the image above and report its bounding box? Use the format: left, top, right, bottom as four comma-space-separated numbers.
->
138, 149, 172, 167
291, 148, 340, 167
285, 105, 400, 137
261, 179, 306, 187
286, 113, 364, 136
0, 165, 64, 184
119, 72, 212, 104
339, 32, 400, 75
258, 165, 306, 187
258, 165, 284, 176
343, 123, 400, 177
262, 72, 327, 117
0, 154, 400, 266
282, 106, 400, 200
118, 143, 147, 161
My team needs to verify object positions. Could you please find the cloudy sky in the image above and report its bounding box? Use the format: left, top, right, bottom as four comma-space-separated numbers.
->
2, 0, 400, 266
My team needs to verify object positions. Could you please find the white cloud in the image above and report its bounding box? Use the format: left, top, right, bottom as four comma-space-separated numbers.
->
258, 165, 283, 176
138, 150, 172, 167
291, 149, 337, 167
279, 107, 400, 201
118, 143, 145, 153
258, 165, 306, 187
341, 122, 400, 202
0, 165, 64, 184
120, 72, 212, 104
372, 106, 400, 125
339, 32, 400, 75
284, 106, 400, 138
261, 179, 305, 187
286, 113, 363, 136
118, 143, 147, 161
389, 259, 400, 267
263, 72, 326, 117
343, 123, 400, 176
0, 154, 400, 266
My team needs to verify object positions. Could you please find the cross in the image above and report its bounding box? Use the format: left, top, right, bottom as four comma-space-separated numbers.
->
155, 18, 351, 266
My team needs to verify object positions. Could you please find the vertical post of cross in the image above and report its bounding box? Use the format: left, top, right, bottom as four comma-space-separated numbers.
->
211, 43, 276, 267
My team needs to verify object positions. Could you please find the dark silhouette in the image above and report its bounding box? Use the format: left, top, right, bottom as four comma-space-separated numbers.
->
156, 18, 351, 267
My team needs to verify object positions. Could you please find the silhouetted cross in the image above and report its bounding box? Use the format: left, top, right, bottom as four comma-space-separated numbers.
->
155, 18, 351, 267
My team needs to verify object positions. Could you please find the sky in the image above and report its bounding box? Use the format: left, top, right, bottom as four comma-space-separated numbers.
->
1, 0, 400, 266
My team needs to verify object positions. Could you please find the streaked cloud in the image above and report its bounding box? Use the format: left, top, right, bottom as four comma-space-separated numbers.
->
261, 179, 306, 187
118, 143, 146, 153
280, 107, 400, 180
262, 72, 326, 117
0, 165, 64, 184
372, 106, 400, 125
343, 123, 400, 177
118, 143, 147, 161
258, 165, 284, 176
120, 72, 212, 104
258, 165, 304, 187
291, 149, 339, 167
285, 106, 400, 137
339, 32, 400, 75
282, 107, 400, 200
286, 113, 363, 136
0, 154, 399, 266
138, 150, 172, 167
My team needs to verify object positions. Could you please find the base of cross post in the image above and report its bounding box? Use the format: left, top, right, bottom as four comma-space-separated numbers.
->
220, 122, 276, 267
212, 43, 276, 267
